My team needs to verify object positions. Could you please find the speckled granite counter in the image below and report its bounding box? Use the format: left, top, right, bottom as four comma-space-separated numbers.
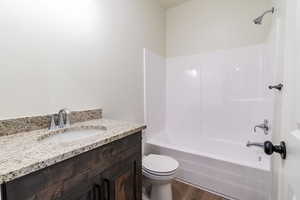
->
0, 119, 146, 184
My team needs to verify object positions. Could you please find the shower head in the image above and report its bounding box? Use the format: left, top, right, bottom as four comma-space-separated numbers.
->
253, 7, 275, 25
253, 16, 264, 25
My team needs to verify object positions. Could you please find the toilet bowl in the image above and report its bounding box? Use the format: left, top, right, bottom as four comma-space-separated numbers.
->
142, 154, 179, 200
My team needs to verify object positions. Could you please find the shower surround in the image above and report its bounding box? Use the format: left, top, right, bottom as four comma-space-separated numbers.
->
144, 44, 273, 200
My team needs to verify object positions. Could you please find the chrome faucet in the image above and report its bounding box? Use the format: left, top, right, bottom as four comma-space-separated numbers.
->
49, 108, 71, 130
254, 119, 269, 135
246, 141, 264, 148
58, 108, 71, 129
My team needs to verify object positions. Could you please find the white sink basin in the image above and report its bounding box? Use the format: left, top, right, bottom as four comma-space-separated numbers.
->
38, 125, 107, 143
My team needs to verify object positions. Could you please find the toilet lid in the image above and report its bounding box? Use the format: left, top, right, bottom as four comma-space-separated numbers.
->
143, 154, 179, 173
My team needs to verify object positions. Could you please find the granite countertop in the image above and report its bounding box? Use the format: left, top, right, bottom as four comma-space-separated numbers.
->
0, 119, 146, 184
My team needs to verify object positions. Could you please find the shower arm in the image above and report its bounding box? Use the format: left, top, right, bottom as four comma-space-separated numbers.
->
260, 7, 275, 17
254, 7, 275, 24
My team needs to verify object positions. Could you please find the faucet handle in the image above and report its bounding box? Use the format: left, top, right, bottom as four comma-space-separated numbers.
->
49, 115, 57, 130
254, 119, 269, 135
65, 113, 71, 128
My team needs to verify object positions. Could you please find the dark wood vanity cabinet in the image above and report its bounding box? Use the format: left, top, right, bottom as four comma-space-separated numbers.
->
102, 154, 141, 200
2, 133, 142, 200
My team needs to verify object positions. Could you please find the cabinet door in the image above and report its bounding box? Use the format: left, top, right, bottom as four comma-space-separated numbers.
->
68, 187, 94, 200
102, 155, 142, 200
67, 182, 103, 200
59, 174, 104, 200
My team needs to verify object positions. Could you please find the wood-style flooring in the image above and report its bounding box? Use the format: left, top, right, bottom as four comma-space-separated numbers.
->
172, 180, 228, 200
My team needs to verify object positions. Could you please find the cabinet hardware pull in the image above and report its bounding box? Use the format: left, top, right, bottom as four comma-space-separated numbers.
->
103, 179, 110, 200
93, 184, 102, 200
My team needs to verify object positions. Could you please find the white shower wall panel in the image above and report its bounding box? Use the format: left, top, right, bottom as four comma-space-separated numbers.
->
166, 44, 273, 144
144, 49, 166, 140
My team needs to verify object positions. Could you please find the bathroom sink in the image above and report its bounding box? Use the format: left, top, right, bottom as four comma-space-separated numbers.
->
38, 125, 107, 143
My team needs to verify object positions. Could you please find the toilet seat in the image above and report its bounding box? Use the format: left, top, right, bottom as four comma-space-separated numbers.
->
142, 154, 179, 176
143, 168, 176, 182
143, 167, 176, 176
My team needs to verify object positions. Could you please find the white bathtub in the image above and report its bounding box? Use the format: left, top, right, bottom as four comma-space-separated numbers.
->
146, 134, 272, 200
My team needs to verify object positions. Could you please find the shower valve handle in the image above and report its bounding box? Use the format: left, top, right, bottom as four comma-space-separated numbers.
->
254, 120, 269, 135
264, 141, 286, 159
268, 83, 283, 91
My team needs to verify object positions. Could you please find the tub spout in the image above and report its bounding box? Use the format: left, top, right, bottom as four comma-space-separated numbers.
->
246, 141, 264, 148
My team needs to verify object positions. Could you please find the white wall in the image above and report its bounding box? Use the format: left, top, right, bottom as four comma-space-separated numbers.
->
166, 0, 272, 57
0, 0, 165, 122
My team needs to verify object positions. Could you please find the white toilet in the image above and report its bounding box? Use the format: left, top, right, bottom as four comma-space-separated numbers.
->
142, 154, 179, 200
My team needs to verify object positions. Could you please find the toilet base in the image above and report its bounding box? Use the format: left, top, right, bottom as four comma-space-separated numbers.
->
142, 192, 150, 200
151, 182, 172, 200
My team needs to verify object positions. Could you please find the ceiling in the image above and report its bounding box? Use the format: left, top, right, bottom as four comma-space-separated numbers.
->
159, 0, 190, 9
